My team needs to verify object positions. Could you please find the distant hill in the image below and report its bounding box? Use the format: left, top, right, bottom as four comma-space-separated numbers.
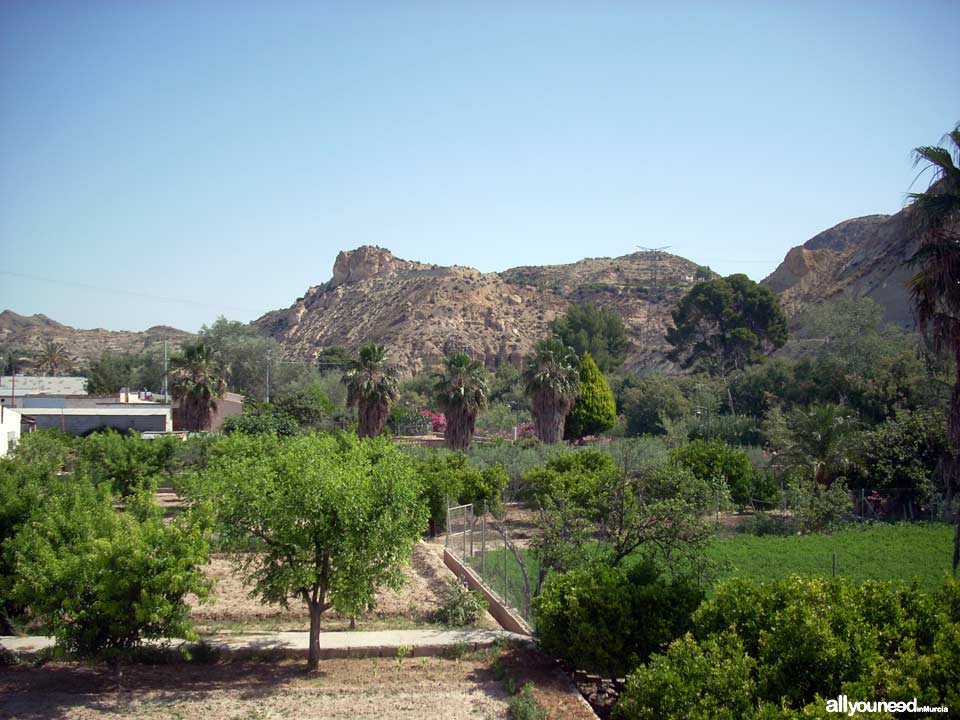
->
0, 310, 192, 368
762, 208, 918, 329
255, 246, 705, 374
5, 201, 933, 377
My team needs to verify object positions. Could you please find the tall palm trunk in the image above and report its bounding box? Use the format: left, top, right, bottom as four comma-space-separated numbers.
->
532, 390, 573, 444
443, 405, 477, 450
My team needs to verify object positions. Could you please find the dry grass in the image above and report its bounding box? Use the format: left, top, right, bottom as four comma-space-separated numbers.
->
0, 648, 596, 720
189, 542, 499, 633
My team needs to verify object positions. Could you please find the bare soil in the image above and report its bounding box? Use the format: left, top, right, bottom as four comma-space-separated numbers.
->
0, 647, 596, 720
189, 542, 499, 632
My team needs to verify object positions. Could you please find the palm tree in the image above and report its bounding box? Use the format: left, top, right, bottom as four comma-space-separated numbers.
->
434, 353, 488, 450
169, 341, 226, 431
341, 343, 399, 439
523, 338, 580, 444
782, 403, 860, 486
33, 341, 72, 376
906, 123, 960, 572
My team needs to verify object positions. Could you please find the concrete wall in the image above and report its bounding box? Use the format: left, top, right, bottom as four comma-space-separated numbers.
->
443, 548, 533, 636
21, 408, 171, 435
0, 405, 21, 457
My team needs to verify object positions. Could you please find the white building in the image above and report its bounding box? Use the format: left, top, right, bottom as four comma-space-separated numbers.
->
0, 402, 21, 457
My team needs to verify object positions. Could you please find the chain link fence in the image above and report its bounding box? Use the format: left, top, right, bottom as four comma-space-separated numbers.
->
445, 500, 539, 626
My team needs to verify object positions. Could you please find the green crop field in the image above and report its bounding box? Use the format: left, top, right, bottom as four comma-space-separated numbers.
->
706, 522, 955, 592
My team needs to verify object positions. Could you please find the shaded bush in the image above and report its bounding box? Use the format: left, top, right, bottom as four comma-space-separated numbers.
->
533, 561, 703, 677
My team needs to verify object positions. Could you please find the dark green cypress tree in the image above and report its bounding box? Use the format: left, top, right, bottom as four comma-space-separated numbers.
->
565, 351, 617, 440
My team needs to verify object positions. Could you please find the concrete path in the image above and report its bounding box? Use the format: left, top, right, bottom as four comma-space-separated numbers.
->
1, 628, 532, 659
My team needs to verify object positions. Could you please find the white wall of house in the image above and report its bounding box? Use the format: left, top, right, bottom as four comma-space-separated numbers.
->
0, 404, 21, 457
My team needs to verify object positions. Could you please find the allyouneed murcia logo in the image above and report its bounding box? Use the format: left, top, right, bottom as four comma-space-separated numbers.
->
826, 695, 948, 716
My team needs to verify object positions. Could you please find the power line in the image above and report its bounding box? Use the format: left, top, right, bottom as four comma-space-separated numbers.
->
0, 270, 261, 314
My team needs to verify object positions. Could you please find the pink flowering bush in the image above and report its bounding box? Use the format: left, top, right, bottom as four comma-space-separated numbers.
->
420, 410, 447, 433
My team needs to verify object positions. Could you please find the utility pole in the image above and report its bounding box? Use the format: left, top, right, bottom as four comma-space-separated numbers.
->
265, 353, 271, 403
162, 339, 168, 402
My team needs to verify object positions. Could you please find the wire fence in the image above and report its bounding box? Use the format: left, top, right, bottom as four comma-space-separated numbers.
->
445, 500, 539, 626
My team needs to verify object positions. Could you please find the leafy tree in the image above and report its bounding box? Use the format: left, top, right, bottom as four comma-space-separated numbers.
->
77, 430, 179, 495
33, 341, 72, 376
185, 433, 427, 670
84, 351, 137, 394
314, 345, 353, 369
621, 372, 690, 436
534, 561, 703, 677
523, 338, 580, 443
905, 124, 960, 571
488, 362, 525, 405
0, 346, 32, 376
671, 440, 755, 508
273, 377, 333, 429
666, 274, 788, 413
549, 302, 628, 373
564, 352, 617, 440
433, 353, 489, 450
849, 408, 948, 497
198, 317, 314, 402
342, 343, 400, 439
8, 478, 211, 659
169, 341, 226, 431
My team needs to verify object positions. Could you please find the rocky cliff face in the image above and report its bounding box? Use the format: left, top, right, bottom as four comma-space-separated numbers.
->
0, 310, 192, 367
762, 210, 918, 329
256, 246, 704, 374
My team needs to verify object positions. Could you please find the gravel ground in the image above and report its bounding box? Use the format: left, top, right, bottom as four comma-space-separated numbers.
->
189, 542, 499, 631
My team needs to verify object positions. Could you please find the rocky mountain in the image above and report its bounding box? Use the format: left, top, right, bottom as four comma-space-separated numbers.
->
255, 246, 705, 374
762, 209, 918, 329
0, 310, 192, 368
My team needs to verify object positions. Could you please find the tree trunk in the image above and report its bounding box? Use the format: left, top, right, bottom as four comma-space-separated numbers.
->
444, 407, 476, 450
533, 391, 570, 444
307, 602, 322, 671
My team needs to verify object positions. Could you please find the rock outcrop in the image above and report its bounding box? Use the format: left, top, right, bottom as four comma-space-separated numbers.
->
256, 247, 704, 375
762, 210, 918, 329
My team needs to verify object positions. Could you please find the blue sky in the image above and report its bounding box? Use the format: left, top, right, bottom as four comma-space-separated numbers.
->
1, 1, 958, 332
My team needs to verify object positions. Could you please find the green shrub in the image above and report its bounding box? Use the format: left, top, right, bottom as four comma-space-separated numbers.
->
434, 578, 488, 626
76, 430, 179, 495
617, 576, 960, 719
221, 408, 299, 436
787, 472, 852, 533
507, 682, 548, 720
621, 373, 689, 437
7, 478, 211, 659
533, 561, 703, 677
672, 440, 755, 508
735, 512, 795, 537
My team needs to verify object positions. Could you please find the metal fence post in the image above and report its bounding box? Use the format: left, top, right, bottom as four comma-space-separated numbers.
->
469, 505, 474, 558
480, 500, 486, 580
445, 495, 450, 549
503, 509, 508, 604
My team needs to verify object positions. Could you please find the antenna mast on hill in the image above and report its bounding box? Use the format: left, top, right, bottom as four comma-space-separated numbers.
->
636, 245, 672, 288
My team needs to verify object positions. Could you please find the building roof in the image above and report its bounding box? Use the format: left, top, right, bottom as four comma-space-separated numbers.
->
0, 375, 88, 397
18, 407, 171, 417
